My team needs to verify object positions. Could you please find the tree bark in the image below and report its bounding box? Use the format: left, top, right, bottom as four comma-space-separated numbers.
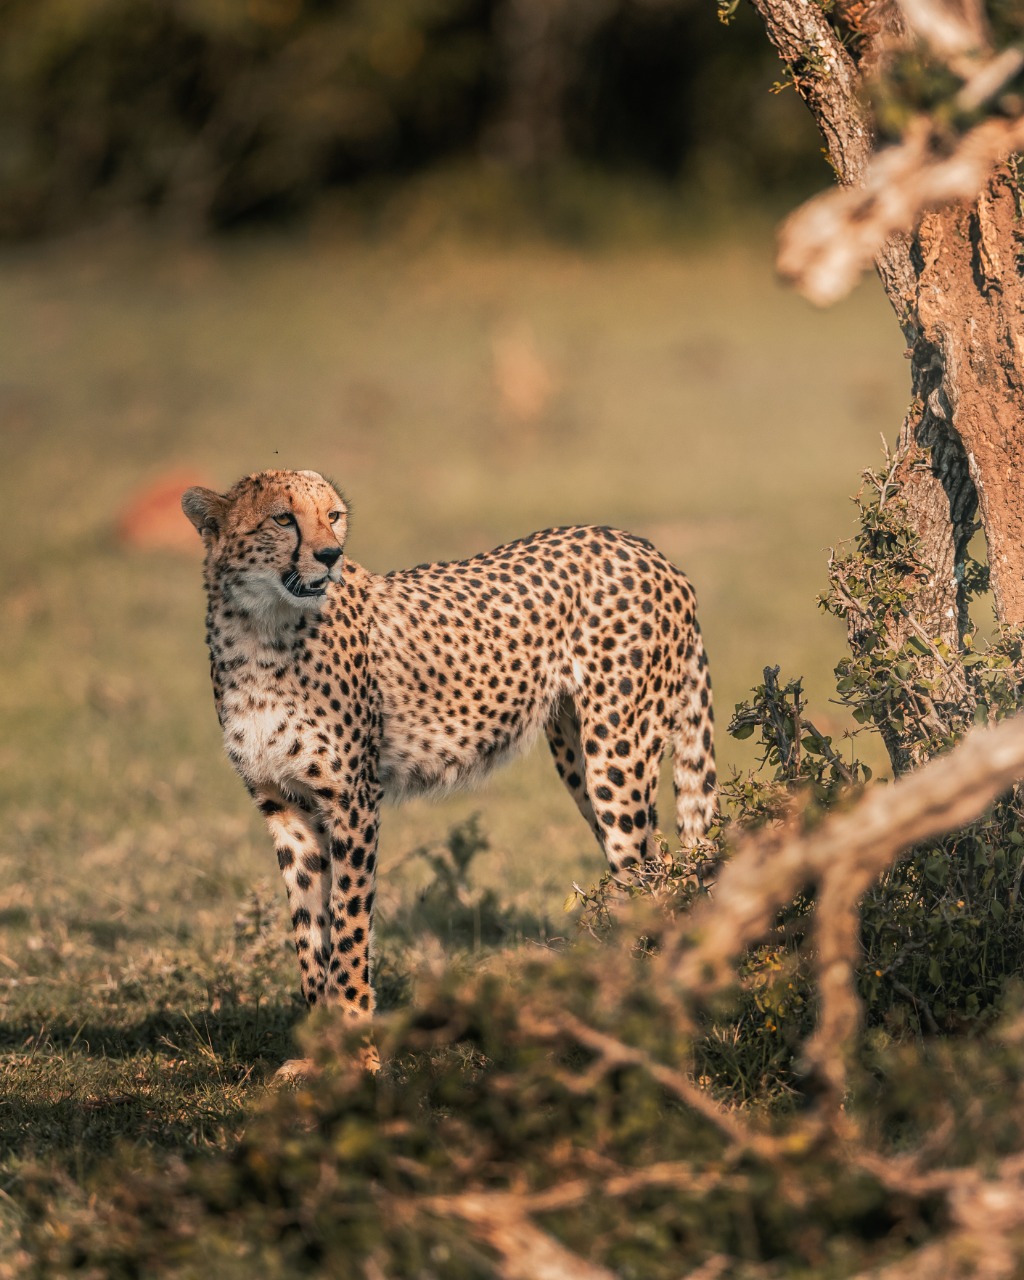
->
913, 176, 1024, 628
749, 0, 976, 661
747, 0, 1024, 768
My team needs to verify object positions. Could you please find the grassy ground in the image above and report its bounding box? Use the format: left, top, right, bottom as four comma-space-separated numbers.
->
0, 224, 910, 1267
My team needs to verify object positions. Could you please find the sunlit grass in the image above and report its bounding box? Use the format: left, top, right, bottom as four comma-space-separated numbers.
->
0, 227, 908, 1243
1, 225, 905, 851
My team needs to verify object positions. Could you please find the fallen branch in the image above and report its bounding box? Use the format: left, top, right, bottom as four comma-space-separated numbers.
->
417, 1166, 741, 1280
518, 1008, 781, 1157
849, 1149, 1024, 1278
419, 1191, 616, 1280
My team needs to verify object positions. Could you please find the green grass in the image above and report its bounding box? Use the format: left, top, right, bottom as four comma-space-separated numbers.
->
0, 224, 910, 1268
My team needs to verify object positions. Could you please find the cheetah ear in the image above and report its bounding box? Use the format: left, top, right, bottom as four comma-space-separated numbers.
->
182, 487, 228, 540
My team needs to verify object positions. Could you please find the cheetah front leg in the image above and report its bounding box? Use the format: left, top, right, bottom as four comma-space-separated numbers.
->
317, 755, 383, 1074
255, 776, 381, 1080
254, 784, 332, 1009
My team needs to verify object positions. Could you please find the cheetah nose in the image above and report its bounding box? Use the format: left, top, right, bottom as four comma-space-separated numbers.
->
313, 546, 342, 568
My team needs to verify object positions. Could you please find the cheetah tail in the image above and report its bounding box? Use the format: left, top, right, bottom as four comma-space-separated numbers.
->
671, 633, 717, 846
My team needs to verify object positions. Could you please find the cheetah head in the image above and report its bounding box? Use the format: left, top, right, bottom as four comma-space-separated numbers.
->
182, 470, 348, 618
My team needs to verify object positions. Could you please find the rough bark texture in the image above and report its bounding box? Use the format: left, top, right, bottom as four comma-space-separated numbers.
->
746, 0, 875, 185
749, 0, 1024, 767
882, 303, 977, 650
749, 0, 976, 659
914, 178, 1024, 627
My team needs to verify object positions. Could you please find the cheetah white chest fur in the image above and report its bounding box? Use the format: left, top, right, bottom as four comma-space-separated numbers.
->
217, 641, 309, 790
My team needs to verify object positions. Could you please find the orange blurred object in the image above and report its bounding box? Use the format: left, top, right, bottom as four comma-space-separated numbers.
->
116, 470, 212, 554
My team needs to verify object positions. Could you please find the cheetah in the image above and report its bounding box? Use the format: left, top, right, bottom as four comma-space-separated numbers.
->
182, 470, 716, 1065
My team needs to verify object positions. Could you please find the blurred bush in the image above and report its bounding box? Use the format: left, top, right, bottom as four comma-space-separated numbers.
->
21, 930, 1024, 1276
0, 0, 821, 237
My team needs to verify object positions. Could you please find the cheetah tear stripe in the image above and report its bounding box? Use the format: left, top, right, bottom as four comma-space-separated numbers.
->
183, 470, 717, 1052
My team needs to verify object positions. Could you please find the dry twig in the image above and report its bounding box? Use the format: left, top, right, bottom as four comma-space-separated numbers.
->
417, 1165, 744, 1280
419, 1191, 617, 1280
517, 1008, 782, 1157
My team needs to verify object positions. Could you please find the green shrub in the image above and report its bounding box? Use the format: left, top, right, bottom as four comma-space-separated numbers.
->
0, 0, 491, 235
22, 950, 1024, 1278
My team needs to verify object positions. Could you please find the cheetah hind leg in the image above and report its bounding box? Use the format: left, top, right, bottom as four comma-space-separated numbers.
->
548, 697, 663, 878
545, 697, 603, 845
670, 671, 718, 846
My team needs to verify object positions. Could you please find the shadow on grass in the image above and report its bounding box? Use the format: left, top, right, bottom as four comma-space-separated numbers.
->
0, 1003, 305, 1170
0, 1000, 301, 1064
0, 1090, 248, 1171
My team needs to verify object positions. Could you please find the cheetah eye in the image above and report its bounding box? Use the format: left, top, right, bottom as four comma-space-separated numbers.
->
328, 510, 343, 524
272, 513, 294, 527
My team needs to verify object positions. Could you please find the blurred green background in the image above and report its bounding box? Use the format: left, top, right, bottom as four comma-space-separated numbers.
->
0, 0, 822, 237
0, 0, 910, 936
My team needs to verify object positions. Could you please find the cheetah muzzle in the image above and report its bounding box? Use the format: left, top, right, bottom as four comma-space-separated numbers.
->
183, 469, 717, 1077
282, 568, 331, 599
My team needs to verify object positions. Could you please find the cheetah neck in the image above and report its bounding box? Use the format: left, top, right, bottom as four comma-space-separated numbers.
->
207, 563, 318, 634
203, 579, 312, 715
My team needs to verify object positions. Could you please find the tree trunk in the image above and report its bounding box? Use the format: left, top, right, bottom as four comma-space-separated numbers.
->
913, 177, 1024, 628
484, 0, 614, 171
748, 0, 1024, 771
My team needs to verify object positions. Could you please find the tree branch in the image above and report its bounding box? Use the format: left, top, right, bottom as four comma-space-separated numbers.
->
661, 714, 1024, 994
746, 0, 874, 184
779, 109, 1024, 305
418, 1191, 618, 1280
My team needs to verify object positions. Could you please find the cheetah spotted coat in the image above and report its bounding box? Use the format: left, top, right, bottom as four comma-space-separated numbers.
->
183, 470, 716, 1043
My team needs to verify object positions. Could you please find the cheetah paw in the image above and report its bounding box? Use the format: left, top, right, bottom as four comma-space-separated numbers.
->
271, 1057, 318, 1086
271, 1038, 380, 1086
